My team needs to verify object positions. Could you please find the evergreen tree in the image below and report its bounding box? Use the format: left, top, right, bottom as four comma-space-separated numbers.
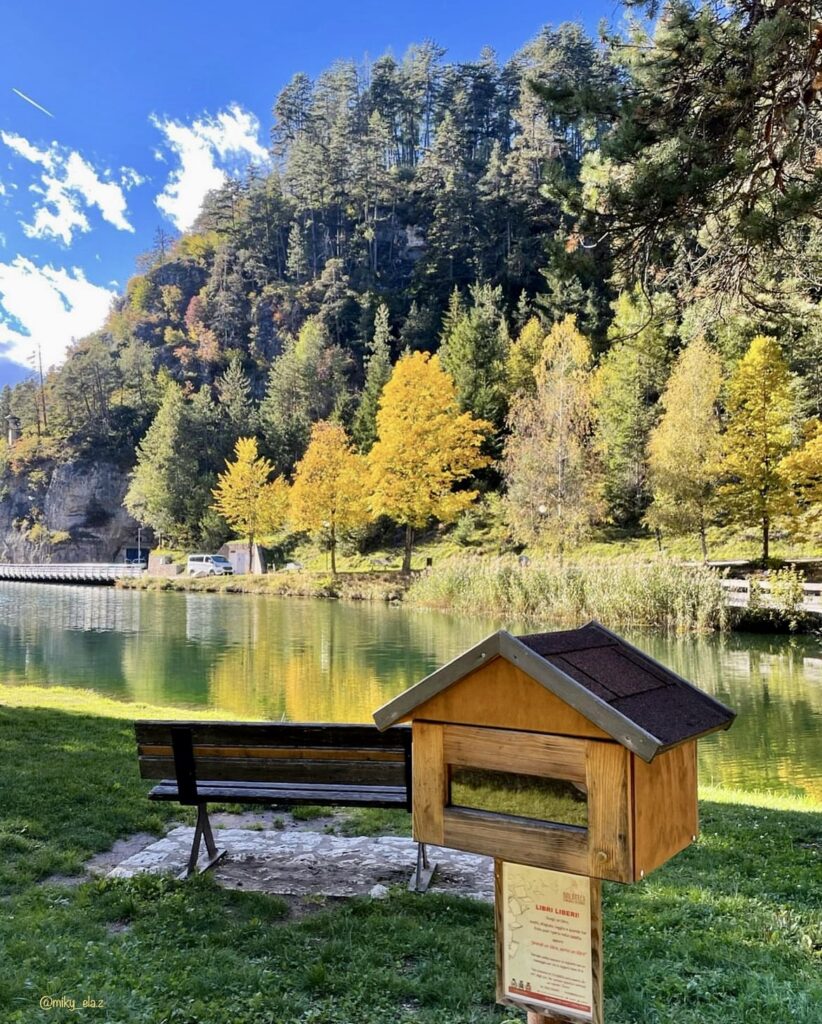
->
217, 354, 256, 439
125, 384, 210, 546
286, 222, 309, 282
260, 317, 352, 472
352, 303, 393, 451
595, 0, 822, 307
438, 282, 510, 429
399, 300, 439, 352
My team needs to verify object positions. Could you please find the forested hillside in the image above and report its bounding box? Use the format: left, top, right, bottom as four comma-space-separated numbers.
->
4, 5, 822, 564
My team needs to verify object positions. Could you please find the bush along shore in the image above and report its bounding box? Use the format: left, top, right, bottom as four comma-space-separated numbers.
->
0, 685, 820, 1023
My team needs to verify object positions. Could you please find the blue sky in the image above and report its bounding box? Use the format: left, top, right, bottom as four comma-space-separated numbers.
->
0, 0, 616, 388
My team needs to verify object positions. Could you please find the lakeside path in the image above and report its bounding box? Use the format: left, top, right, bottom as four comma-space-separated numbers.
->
0, 684, 819, 1023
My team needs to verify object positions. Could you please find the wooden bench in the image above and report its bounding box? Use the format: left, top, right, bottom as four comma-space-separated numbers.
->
134, 720, 434, 890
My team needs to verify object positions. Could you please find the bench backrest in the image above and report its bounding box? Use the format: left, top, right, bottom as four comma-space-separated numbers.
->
135, 720, 412, 801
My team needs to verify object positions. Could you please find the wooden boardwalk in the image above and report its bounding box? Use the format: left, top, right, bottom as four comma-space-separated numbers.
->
0, 563, 145, 585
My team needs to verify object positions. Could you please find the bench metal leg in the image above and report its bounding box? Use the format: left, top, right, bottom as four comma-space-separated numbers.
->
180, 804, 226, 880
408, 842, 436, 893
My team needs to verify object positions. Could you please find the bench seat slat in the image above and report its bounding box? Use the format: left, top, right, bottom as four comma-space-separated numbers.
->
148, 780, 409, 808
138, 756, 406, 786
139, 744, 405, 763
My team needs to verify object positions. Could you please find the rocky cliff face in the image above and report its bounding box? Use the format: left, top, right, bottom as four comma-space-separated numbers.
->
0, 460, 139, 563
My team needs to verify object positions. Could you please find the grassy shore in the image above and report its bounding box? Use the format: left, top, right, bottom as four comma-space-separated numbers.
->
119, 569, 410, 602
120, 556, 733, 632
0, 685, 819, 1023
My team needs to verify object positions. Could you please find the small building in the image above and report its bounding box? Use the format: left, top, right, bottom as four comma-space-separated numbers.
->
374, 621, 735, 883
6, 415, 21, 445
219, 541, 267, 575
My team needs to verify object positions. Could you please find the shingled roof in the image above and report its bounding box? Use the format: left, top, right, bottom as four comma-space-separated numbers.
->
373, 621, 735, 762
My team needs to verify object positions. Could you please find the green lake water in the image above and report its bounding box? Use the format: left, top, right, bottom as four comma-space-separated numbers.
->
0, 581, 819, 802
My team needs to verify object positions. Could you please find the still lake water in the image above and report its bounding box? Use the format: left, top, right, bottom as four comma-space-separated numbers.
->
0, 581, 819, 802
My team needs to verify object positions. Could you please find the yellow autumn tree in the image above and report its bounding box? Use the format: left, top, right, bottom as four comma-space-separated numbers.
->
505, 316, 547, 397
718, 335, 796, 562
645, 336, 723, 561
211, 437, 289, 572
290, 421, 369, 574
368, 351, 491, 572
502, 315, 601, 557
780, 419, 822, 541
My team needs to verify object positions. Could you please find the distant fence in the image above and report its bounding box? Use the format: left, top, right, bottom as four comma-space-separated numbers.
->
720, 578, 822, 615
0, 563, 145, 584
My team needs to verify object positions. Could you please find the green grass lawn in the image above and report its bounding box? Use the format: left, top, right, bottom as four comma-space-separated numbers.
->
0, 686, 819, 1023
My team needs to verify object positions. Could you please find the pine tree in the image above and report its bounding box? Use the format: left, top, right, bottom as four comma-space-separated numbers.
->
217, 354, 255, 439
399, 300, 439, 352
211, 437, 289, 570
290, 421, 369, 573
260, 317, 352, 473
645, 337, 723, 560
368, 352, 491, 571
286, 222, 309, 282
124, 384, 210, 546
719, 336, 797, 562
438, 282, 510, 429
352, 303, 393, 451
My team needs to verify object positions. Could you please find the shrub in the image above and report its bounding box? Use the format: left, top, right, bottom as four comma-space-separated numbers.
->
408, 556, 729, 632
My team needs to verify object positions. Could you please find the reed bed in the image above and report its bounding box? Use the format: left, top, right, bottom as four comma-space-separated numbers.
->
407, 556, 729, 632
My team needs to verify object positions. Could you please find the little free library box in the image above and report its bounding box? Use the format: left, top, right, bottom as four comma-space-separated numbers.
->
374, 621, 735, 884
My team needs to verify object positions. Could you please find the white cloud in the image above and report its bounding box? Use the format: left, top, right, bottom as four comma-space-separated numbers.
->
1, 132, 54, 168
0, 257, 116, 368
0, 131, 139, 245
151, 104, 268, 231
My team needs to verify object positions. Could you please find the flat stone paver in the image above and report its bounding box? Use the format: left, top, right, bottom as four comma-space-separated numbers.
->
108, 826, 495, 900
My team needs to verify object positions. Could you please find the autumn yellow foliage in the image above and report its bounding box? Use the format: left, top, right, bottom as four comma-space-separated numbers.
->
211, 437, 289, 569
290, 421, 369, 573
368, 351, 491, 571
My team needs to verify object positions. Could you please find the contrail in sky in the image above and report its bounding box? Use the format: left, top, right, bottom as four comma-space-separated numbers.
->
11, 88, 54, 118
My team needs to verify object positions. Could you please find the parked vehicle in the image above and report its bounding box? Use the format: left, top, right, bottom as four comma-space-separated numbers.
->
186, 554, 234, 576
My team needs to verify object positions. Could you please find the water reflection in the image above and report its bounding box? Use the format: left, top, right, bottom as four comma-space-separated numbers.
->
0, 582, 818, 801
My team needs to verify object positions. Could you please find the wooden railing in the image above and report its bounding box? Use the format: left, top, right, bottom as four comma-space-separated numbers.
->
0, 563, 145, 584
720, 578, 822, 614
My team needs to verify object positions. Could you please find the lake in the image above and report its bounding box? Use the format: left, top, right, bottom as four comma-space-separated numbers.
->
0, 581, 819, 802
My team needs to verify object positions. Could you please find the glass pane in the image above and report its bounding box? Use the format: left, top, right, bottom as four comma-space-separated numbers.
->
449, 766, 588, 828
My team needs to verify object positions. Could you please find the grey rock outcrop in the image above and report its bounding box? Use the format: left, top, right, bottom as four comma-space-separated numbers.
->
0, 460, 138, 563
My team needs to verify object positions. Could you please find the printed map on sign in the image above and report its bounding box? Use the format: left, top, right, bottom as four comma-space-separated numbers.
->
501, 863, 593, 1020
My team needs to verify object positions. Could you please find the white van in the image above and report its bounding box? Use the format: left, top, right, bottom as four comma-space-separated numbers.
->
186, 554, 235, 576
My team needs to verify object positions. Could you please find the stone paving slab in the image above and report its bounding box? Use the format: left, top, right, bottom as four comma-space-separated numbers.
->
108, 826, 495, 901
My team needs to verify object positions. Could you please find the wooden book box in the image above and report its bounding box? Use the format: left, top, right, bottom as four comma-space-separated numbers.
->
374, 621, 735, 884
